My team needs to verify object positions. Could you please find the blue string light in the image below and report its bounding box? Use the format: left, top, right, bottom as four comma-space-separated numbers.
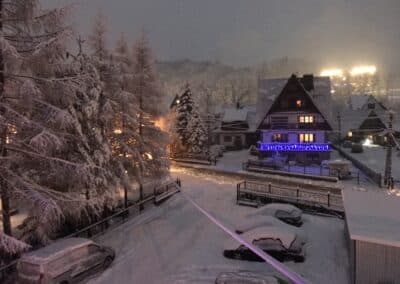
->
259, 143, 331, 152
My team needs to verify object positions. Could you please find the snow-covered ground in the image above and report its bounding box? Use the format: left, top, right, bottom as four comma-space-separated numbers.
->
342, 145, 400, 178
88, 171, 349, 284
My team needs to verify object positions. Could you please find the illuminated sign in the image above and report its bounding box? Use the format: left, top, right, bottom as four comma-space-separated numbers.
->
259, 143, 331, 152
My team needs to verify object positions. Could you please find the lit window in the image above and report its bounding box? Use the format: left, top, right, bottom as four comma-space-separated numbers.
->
299, 116, 314, 124
272, 134, 288, 142
296, 100, 303, 108
299, 133, 315, 143
348, 131, 353, 138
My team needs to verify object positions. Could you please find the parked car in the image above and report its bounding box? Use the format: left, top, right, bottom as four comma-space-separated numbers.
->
215, 271, 289, 284
246, 203, 303, 227
17, 238, 115, 284
326, 160, 352, 179
236, 215, 297, 234
223, 227, 306, 263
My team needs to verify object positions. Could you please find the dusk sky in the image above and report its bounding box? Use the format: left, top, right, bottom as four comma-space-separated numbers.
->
43, 0, 400, 70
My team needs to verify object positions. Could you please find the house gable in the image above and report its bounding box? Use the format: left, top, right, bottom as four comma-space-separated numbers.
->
359, 110, 387, 131
257, 74, 333, 131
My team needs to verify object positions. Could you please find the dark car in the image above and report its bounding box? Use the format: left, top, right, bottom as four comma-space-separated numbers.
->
224, 227, 305, 263
17, 237, 115, 284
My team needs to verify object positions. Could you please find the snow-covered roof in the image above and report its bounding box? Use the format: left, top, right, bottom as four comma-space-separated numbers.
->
343, 189, 400, 248
257, 75, 333, 128
224, 226, 297, 251
350, 95, 370, 110
222, 108, 248, 122
21, 238, 93, 263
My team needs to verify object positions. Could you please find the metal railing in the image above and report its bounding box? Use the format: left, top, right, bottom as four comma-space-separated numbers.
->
236, 180, 344, 214
0, 179, 181, 283
171, 153, 217, 165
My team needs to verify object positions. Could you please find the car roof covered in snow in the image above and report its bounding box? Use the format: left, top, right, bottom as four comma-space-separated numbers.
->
216, 271, 279, 284
21, 238, 93, 264
248, 203, 302, 217
236, 215, 297, 235
224, 226, 297, 251
343, 189, 400, 248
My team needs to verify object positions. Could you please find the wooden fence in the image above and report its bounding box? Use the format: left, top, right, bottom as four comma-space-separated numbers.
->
236, 180, 344, 217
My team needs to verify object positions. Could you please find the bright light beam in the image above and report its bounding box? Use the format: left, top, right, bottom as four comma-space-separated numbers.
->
180, 190, 310, 284
350, 65, 376, 77
320, 69, 343, 78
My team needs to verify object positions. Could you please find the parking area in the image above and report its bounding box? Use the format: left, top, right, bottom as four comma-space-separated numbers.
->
88, 171, 350, 284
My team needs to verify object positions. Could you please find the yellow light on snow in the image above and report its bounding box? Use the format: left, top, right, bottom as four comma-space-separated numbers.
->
114, 129, 123, 135
350, 65, 376, 77
320, 69, 344, 78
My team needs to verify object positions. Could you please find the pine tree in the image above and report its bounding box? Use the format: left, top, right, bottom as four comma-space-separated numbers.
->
1, 0, 118, 251
131, 32, 169, 178
175, 85, 196, 148
88, 9, 108, 61
187, 111, 208, 154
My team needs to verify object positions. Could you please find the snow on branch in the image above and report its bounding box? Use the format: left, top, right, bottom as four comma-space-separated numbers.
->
0, 232, 31, 258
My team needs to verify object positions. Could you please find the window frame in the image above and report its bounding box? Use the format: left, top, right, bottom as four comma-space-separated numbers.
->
299, 133, 315, 143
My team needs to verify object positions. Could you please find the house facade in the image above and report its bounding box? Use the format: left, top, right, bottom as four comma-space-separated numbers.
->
257, 74, 333, 165
213, 106, 258, 150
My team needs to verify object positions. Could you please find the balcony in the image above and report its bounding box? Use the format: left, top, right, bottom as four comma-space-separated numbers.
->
260, 123, 329, 130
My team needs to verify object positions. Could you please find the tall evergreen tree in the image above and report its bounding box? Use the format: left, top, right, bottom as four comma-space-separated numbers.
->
131, 33, 169, 178
88, 9, 108, 61
174, 86, 195, 147
0, 0, 118, 252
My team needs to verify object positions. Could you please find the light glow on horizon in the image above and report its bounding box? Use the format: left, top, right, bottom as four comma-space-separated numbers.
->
320, 69, 344, 78
350, 65, 377, 77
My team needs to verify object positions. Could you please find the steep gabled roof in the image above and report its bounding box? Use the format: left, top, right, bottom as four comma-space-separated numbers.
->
257, 74, 333, 131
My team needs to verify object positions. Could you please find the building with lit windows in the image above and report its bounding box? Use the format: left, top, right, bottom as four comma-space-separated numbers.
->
257, 74, 333, 165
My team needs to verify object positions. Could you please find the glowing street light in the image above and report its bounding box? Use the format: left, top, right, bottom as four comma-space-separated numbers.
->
320, 69, 344, 78
350, 65, 376, 77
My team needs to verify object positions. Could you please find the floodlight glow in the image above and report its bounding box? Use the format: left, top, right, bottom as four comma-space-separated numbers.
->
350, 65, 376, 77
320, 69, 344, 78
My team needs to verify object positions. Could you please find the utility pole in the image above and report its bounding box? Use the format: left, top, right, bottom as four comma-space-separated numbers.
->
0, 0, 11, 236
384, 111, 394, 187
337, 112, 342, 149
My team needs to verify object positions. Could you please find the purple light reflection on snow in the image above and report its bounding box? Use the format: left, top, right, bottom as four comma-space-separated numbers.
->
180, 190, 310, 284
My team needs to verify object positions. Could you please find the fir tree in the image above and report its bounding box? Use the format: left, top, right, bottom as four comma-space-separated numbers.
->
187, 111, 208, 154
0, 0, 118, 251
175, 85, 196, 147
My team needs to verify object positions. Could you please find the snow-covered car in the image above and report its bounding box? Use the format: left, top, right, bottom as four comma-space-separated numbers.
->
17, 238, 115, 284
215, 271, 288, 284
235, 215, 297, 234
223, 227, 306, 263
326, 160, 352, 179
246, 203, 303, 227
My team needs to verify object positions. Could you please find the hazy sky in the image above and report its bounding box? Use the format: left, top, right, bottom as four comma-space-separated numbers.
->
43, 0, 400, 70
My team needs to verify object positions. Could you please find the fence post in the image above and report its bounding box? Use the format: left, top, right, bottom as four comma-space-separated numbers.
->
268, 183, 272, 193
320, 166, 323, 176
139, 184, 144, 212
236, 184, 239, 204
296, 187, 299, 204
357, 171, 360, 185
303, 165, 306, 175
329, 192, 331, 207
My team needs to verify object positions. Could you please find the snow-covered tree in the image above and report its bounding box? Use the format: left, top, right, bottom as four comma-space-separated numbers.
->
174, 85, 196, 147
131, 33, 169, 178
1, 0, 119, 252
186, 111, 208, 154
88, 9, 108, 61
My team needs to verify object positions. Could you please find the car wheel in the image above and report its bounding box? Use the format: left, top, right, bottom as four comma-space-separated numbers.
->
103, 256, 113, 269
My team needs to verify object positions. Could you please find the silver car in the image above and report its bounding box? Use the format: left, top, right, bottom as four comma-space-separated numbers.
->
17, 237, 115, 284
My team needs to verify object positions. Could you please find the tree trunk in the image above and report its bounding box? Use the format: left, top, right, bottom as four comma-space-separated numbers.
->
0, 0, 12, 236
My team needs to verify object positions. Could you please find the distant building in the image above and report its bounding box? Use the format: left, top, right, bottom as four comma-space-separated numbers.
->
213, 105, 258, 150
257, 74, 333, 165
342, 95, 399, 144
